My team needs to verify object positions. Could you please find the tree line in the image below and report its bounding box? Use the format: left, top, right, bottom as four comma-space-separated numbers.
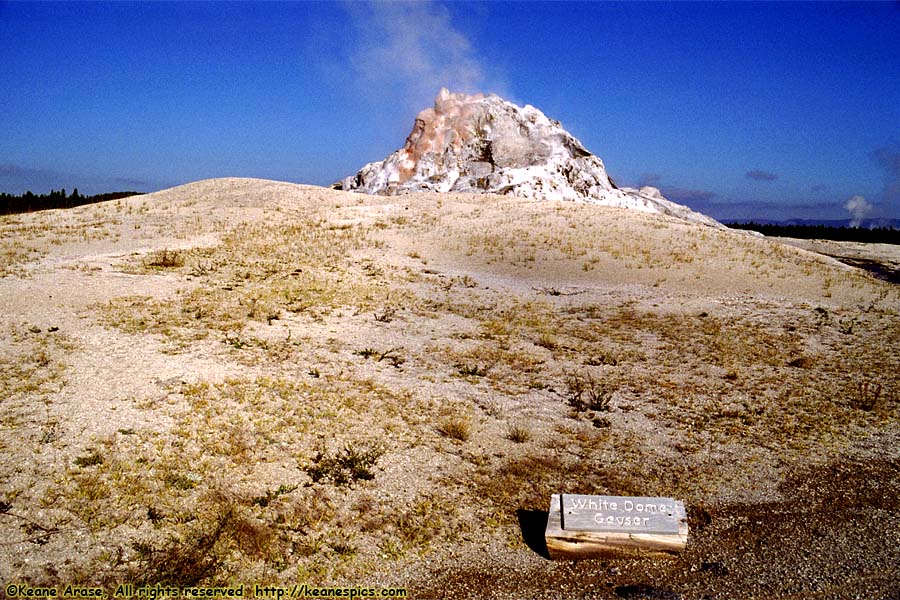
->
0, 188, 143, 216
726, 222, 900, 245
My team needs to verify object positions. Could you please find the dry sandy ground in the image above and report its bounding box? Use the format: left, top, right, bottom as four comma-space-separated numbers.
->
776, 237, 900, 286
0, 178, 898, 598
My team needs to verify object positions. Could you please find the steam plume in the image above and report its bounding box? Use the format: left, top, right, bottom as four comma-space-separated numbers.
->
845, 195, 872, 227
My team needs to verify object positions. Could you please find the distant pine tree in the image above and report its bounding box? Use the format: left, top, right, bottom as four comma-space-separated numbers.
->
0, 188, 143, 216
726, 222, 900, 245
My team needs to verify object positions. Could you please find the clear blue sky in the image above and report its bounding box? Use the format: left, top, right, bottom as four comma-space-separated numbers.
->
2, 1, 899, 221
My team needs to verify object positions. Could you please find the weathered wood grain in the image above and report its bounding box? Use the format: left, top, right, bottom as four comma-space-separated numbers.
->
545, 494, 688, 559
561, 494, 682, 534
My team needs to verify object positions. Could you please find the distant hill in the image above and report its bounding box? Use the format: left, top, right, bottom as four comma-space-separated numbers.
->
725, 220, 900, 245
0, 189, 144, 216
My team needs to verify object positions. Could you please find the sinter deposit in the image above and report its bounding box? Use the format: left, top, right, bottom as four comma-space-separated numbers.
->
337, 88, 720, 227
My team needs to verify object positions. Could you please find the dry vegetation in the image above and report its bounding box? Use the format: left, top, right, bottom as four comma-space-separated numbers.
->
1, 178, 898, 595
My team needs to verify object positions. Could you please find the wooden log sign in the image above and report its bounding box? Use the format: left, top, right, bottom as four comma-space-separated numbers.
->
545, 494, 688, 559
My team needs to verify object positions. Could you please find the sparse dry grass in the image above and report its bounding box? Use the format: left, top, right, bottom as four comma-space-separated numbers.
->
0, 212, 124, 276
0, 325, 72, 460
506, 424, 531, 443
34, 372, 458, 584
143, 248, 185, 269
2, 180, 898, 589
437, 416, 472, 441
100, 220, 415, 349
0, 324, 70, 402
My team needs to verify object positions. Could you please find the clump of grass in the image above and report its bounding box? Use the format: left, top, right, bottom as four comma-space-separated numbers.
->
535, 333, 558, 350
457, 275, 477, 288
506, 424, 531, 443
584, 349, 619, 366
394, 495, 456, 549
457, 363, 488, 377
128, 506, 234, 586
252, 483, 298, 508
374, 306, 397, 323
564, 371, 614, 413
329, 532, 357, 557
788, 356, 815, 369
224, 333, 249, 349
354, 347, 405, 368
164, 472, 198, 491
838, 318, 856, 335
143, 248, 184, 269
74, 449, 104, 468
850, 380, 885, 411
438, 416, 471, 441
305, 443, 384, 486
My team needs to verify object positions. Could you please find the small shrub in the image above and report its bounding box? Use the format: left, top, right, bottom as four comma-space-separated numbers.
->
506, 424, 531, 443
74, 450, 104, 468
144, 249, 184, 269
252, 483, 298, 508
457, 364, 487, 377
146, 506, 164, 524
788, 356, 814, 369
129, 507, 233, 586
564, 371, 614, 413
585, 350, 619, 366
592, 416, 612, 428
438, 416, 471, 441
839, 317, 857, 335
355, 347, 404, 367
164, 472, 198, 491
459, 275, 477, 288
850, 381, 884, 411
535, 333, 558, 350
224, 334, 249, 349
329, 533, 357, 557
374, 306, 397, 323
376, 348, 405, 368
305, 443, 384, 486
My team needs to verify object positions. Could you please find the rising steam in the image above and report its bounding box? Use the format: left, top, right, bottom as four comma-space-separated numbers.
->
845, 195, 872, 227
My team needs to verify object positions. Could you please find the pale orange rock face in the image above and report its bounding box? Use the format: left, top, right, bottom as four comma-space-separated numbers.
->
399, 90, 487, 183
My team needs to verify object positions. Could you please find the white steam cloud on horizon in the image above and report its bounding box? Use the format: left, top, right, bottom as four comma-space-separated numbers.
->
845, 194, 873, 227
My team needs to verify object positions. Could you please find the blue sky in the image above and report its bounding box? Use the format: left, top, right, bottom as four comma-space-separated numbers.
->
1, 1, 899, 221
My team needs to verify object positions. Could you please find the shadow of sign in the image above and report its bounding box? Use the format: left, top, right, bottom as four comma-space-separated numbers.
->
516, 509, 551, 559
